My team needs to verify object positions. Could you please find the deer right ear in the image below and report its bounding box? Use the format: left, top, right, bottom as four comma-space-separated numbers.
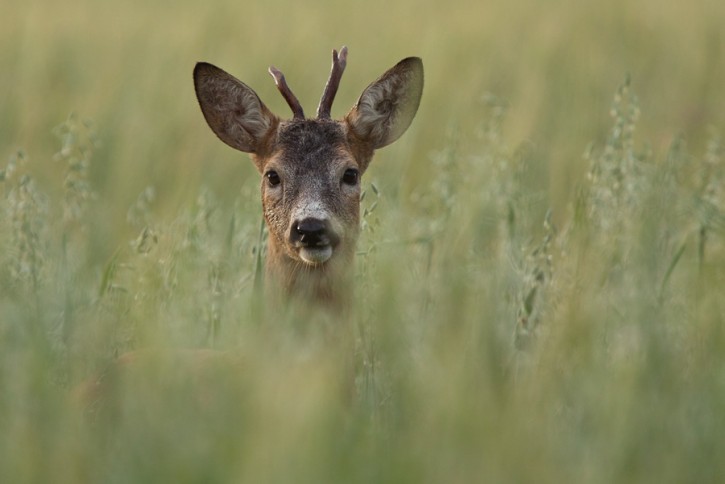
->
194, 62, 278, 154
345, 57, 423, 150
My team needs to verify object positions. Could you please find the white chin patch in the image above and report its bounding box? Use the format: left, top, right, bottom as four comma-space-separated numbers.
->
299, 245, 333, 265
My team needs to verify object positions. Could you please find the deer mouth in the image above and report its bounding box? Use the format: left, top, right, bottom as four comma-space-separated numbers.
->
298, 243, 334, 265
290, 217, 340, 266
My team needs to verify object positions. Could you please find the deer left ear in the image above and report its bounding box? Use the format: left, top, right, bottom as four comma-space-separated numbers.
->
345, 57, 423, 149
194, 62, 278, 154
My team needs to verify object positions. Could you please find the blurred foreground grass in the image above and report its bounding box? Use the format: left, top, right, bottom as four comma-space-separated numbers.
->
1, 0, 725, 482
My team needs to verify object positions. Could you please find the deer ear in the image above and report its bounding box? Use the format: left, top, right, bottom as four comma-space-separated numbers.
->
194, 62, 278, 154
345, 57, 423, 149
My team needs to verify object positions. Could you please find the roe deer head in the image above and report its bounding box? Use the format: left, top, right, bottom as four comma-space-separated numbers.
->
193, 47, 423, 308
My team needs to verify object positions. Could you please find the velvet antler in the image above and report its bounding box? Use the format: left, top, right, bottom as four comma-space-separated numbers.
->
268, 66, 305, 119
316, 46, 348, 119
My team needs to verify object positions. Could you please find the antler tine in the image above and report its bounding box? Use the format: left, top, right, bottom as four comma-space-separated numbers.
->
316, 46, 348, 119
268, 66, 305, 120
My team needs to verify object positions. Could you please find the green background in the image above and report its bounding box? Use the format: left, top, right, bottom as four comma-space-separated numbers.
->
1, 0, 723, 482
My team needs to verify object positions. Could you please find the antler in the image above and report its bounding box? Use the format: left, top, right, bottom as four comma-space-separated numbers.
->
316, 46, 348, 119
268, 66, 305, 120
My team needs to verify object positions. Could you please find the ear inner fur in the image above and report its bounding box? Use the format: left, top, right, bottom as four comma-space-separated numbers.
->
345, 57, 423, 149
193, 62, 278, 154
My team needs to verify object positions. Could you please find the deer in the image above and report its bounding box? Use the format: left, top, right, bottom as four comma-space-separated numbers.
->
71, 47, 423, 416
193, 46, 423, 309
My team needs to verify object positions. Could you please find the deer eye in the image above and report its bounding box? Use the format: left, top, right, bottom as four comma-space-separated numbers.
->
342, 168, 359, 186
265, 170, 281, 187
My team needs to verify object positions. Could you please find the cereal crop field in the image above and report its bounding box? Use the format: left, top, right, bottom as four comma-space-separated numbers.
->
1, 0, 724, 482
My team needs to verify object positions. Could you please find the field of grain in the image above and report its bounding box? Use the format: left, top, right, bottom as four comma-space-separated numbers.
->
1, 0, 724, 482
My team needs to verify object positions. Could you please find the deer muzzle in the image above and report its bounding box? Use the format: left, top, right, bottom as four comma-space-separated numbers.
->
289, 217, 340, 265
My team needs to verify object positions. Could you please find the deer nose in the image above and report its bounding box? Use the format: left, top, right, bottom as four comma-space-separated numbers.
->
291, 218, 330, 247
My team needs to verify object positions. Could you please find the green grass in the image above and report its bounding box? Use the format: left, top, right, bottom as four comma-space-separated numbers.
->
2, 0, 725, 482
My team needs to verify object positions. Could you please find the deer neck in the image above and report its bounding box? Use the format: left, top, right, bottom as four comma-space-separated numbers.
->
265, 236, 353, 310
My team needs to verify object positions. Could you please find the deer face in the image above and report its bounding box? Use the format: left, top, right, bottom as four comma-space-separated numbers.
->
261, 120, 361, 266
193, 48, 423, 299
